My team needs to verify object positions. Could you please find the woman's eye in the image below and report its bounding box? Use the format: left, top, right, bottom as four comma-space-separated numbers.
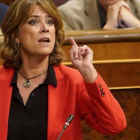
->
28, 20, 38, 25
47, 19, 54, 25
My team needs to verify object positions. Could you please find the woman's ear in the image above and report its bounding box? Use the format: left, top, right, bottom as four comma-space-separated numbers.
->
15, 37, 20, 44
12, 32, 20, 44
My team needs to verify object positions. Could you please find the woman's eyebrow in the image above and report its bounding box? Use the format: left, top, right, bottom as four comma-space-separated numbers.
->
29, 14, 53, 19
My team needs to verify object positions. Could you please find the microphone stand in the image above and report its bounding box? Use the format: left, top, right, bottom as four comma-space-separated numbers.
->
57, 114, 74, 140
57, 129, 65, 140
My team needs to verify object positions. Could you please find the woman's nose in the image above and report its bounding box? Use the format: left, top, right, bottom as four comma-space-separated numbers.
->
41, 28, 49, 33
40, 22, 49, 33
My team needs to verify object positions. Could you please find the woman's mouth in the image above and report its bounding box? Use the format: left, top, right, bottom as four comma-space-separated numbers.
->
38, 38, 50, 45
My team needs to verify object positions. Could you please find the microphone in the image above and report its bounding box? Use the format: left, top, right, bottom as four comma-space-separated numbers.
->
57, 114, 74, 140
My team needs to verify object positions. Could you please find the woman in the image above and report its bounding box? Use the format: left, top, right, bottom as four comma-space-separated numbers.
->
0, 0, 126, 140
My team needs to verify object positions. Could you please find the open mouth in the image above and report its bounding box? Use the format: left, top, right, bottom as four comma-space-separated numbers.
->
38, 38, 50, 44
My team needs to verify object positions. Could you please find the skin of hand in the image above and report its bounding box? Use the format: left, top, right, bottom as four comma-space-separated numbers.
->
69, 37, 98, 83
103, 1, 131, 29
118, 6, 140, 28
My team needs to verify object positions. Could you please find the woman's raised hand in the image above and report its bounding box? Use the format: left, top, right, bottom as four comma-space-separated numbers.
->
69, 37, 97, 83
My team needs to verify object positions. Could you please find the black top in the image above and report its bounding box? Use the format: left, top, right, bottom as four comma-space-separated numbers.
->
7, 64, 57, 140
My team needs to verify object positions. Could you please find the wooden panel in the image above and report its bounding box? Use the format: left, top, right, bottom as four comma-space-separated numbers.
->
64, 62, 140, 88
62, 42, 140, 61
95, 63, 140, 88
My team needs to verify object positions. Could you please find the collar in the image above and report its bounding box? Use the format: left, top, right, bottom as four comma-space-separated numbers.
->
45, 64, 57, 87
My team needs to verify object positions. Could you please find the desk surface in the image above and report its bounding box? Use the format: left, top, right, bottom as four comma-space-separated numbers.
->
64, 28, 140, 44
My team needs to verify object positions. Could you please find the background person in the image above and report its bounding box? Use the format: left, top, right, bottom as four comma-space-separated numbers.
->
0, 0, 126, 139
58, 0, 140, 30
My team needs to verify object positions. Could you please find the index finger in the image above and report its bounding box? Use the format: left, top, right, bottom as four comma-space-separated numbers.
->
69, 37, 78, 47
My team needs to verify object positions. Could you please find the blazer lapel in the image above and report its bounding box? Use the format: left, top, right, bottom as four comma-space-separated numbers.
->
129, 0, 140, 19
0, 68, 14, 139
47, 66, 69, 140
85, 0, 101, 29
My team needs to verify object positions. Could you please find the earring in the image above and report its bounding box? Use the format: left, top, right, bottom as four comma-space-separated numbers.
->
17, 43, 20, 47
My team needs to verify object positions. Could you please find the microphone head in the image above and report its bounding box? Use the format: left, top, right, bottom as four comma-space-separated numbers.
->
66, 114, 74, 124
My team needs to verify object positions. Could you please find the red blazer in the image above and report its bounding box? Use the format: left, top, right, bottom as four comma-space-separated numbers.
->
0, 64, 126, 140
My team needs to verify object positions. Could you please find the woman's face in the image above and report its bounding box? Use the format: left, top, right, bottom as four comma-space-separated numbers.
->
16, 5, 56, 60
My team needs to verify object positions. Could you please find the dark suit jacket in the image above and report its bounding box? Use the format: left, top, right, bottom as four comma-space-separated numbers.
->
0, 64, 126, 140
0, 3, 9, 26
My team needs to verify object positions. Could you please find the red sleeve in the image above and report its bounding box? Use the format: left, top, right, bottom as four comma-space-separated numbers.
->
78, 74, 126, 134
